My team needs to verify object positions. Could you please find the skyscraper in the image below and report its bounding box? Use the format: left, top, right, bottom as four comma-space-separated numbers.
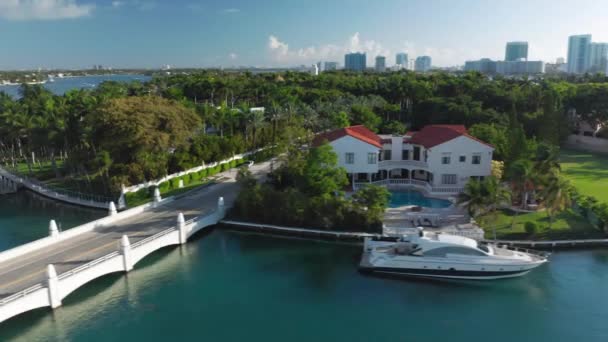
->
414, 56, 432, 72
590, 43, 608, 74
396, 53, 408, 66
505, 42, 528, 61
324, 61, 338, 71
375, 56, 386, 72
567, 34, 592, 74
344, 52, 366, 71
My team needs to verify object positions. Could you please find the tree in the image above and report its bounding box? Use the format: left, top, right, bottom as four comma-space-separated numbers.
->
351, 105, 381, 131
352, 185, 391, 224
304, 143, 348, 197
329, 111, 350, 129
458, 177, 511, 240
539, 173, 572, 229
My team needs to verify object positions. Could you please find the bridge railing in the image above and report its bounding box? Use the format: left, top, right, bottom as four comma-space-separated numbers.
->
57, 251, 121, 281
0, 283, 44, 306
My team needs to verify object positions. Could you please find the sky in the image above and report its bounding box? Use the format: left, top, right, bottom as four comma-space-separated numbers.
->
1, 0, 608, 70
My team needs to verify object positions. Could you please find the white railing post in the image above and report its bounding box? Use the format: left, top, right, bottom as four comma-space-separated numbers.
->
177, 213, 187, 244
49, 220, 59, 237
120, 235, 133, 272
217, 197, 225, 219
178, 179, 184, 188
153, 187, 161, 207
108, 201, 117, 216
46, 264, 61, 308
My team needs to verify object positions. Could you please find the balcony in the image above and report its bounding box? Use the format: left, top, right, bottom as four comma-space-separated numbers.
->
378, 159, 428, 170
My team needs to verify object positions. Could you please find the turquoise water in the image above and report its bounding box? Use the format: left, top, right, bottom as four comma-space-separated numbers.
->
0, 191, 104, 251
390, 190, 452, 208
0, 191, 607, 341
0, 74, 151, 98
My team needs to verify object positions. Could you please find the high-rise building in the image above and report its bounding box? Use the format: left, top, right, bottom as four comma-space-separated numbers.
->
464, 58, 497, 73
567, 34, 592, 74
414, 56, 432, 72
496, 60, 544, 75
344, 52, 366, 71
590, 43, 608, 74
324, 61, 338, 71
505, 42, 529, 61
556, 57, 566, 64
396, 53, 408, 66
375, 56, 386, 72
316, 61, 323, 73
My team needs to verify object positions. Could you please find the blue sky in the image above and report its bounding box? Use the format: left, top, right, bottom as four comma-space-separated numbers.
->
1, 0, 608, 69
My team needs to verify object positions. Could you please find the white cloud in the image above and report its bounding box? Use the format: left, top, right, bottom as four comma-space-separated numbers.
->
267, 32, 389, 66
0, 0, 95, 20
111, 1, 124, 8
229, 53, 238, 60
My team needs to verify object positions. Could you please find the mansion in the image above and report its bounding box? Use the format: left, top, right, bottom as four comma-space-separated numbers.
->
313, 125, 494, 195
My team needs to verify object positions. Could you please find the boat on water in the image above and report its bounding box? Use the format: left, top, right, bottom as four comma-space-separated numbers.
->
360, 228, 549, 280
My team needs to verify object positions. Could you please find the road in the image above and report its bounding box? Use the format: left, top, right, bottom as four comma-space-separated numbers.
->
0, 161, 271, 299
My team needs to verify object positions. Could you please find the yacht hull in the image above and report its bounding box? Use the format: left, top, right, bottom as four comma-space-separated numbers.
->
360, 266, 532, 280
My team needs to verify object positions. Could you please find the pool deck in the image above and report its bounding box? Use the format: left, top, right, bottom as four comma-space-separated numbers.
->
382, 204, 484, 240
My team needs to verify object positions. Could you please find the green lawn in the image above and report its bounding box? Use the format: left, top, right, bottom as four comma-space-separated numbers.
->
560, 149, 608, 203
9, 160, 64, 181
477, 209, 604, 240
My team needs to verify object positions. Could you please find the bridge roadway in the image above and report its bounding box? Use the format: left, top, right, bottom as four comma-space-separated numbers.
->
0, 162, 270, 300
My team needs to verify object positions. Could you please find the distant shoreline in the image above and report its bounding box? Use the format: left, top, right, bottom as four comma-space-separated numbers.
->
0, 73, 148, 87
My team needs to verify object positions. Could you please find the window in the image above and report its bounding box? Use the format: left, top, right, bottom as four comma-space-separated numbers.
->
459, 155, 466, 162
441, 174, 457, 185
402, 150, 410, 160
441, 156, 451, 165
424, 247, 487, 257
367, 152, 377, 164
472, 154, 481, 165
413, 146, 421, 161
345, 153, 355, 164
383, 150, 392, 161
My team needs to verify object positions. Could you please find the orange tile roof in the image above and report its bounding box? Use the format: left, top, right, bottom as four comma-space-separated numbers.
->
313, 125, 382, 148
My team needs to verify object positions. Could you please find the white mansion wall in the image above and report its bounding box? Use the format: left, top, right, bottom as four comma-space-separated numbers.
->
330, 136, 380, 174
426, 136, 493, 186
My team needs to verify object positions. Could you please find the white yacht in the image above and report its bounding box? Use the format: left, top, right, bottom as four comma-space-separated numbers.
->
360, 228, 548, 280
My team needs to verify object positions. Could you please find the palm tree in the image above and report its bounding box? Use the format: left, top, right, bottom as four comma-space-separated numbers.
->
458, 179, 486, 217
458, 176, 512, 240
539, 173, 571, 229
508, 159, 537, 210
246, 110, 266, 149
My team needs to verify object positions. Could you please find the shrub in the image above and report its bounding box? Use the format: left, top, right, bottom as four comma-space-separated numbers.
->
198, 169, 208, 179
221, 163, 229, 172
524, 221, 538, 235
158, 181, 170, 193
170, 178, 181, 189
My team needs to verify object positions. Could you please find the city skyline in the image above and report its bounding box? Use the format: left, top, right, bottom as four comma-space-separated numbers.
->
1, 0, 608, 69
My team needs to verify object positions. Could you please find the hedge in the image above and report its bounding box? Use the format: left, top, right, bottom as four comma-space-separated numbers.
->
568, 187, 608, 233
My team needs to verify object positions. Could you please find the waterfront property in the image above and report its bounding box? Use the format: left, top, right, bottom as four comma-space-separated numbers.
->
313, 125, 494, 194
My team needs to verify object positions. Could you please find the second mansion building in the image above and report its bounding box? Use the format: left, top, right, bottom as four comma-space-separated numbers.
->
313, 125, 494, 194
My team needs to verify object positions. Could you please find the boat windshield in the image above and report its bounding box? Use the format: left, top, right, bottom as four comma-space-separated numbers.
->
477, 243, 490, 254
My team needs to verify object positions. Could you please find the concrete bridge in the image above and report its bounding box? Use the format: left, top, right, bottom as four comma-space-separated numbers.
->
0, 174, 19, 195
0, 166, 111, 209
0, 161, 270, 324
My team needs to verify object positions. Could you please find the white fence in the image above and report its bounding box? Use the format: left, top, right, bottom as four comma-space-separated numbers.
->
0, 166, 111, 209
122, 147, 267, 194
0, 198, 226, 324
353, 178, 463, 195
566, 134, 608, 153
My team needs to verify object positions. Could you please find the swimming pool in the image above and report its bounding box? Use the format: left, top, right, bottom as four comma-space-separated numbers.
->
389, 190, 452, 208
